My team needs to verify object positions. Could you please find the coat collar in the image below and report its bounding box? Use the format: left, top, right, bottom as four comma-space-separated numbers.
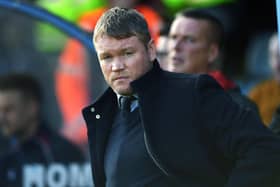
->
131, 60, 162, 94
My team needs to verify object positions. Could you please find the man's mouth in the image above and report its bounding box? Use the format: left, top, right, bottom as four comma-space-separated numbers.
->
171, 56, 184, 65
113, 76, 129, 82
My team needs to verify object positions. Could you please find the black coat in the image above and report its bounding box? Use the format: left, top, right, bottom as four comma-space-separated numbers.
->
83, 63, 280, 187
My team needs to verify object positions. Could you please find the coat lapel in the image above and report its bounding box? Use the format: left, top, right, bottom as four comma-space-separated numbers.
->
83, 88, 118, 187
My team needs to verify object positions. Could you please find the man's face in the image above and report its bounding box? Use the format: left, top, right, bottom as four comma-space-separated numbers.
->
94, 35, 155, 95
166, 16, 218, 74
0, 91, 35, 137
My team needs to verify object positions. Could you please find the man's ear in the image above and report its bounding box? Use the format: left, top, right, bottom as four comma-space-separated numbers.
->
147, 39, 157, 62
208, 43, 219, 65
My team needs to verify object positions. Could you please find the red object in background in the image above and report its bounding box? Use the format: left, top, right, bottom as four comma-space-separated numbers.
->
209, 70, 237, 90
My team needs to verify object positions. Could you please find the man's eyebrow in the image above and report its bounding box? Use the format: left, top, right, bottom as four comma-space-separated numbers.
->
98, 52, 111, 58
120, 47, 135, 51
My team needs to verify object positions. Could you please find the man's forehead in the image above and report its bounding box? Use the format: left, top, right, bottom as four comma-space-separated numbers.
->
96, 34, 138, 42
95, 35, 140, 51
171, 17, 210, 32
0, 90, 23, 99
0, 91, 22, 106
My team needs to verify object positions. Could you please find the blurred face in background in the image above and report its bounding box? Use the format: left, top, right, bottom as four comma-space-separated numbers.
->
95, 35, 155, 95
166, 16, 218, 74
0, 90, 37, 139
269, 34, 280, 82
156, 35, 169, 68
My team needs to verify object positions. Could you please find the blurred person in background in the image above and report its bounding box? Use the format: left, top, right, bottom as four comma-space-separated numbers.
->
249, 33, 280, 126
156, 21, 171, 69
0, 74, 92, 187
165, 8, 259, 114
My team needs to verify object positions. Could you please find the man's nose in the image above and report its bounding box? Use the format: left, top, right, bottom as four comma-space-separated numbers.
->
172, 38, 183, 51
111, 58, 125, 71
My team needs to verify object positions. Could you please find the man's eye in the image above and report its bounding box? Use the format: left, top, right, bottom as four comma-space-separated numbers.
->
124, 51, 133, 56
184, 37, 194, 43
169, 35, 177, 40
101, 55, 112, 61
